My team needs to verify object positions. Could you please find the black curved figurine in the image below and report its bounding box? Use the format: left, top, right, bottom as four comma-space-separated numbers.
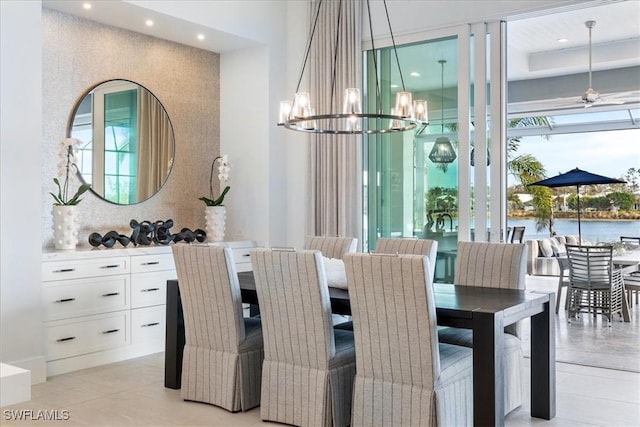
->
88, 231, 131, 248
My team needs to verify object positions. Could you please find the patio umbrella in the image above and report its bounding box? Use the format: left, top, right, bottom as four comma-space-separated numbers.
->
528, 167, 625, 242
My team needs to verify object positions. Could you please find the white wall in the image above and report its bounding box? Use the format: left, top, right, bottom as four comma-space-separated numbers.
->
0, 0, 46, 383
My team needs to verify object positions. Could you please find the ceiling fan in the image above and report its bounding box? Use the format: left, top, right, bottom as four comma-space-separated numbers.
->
579, 20, 634, 108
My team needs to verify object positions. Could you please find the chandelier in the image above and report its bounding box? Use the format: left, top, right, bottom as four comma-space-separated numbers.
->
277, 0, 428, 134
428, 59, 457, 163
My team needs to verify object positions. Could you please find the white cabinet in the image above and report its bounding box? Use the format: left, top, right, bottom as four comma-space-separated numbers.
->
42, 241, 256, 376
42, 246, 173, 376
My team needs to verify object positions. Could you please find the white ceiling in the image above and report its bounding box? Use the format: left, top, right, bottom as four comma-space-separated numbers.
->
507, 0, 640, 81
42, 0, 640, 112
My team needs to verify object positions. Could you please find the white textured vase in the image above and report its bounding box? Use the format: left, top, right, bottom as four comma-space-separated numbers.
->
205, 206, 226, 242
52, 205, 80, 250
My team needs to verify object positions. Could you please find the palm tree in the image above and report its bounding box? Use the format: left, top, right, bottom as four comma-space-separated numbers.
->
432, 117, 555, 234
507, 117, 555, 235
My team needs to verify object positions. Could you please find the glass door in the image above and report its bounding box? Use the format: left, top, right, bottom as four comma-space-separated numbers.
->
363, 23, 507, 282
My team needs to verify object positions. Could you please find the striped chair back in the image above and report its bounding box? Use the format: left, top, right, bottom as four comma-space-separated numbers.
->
251, 248, 335, 368
374, 237, 438, 283
345, 253, 440, 387
303, 235, 358, 260
455, 241, 527, 337
455, 241, 527, 290
173, 244, 246, 351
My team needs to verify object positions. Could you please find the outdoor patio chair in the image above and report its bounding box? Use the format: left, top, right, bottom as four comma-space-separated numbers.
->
565, 244, 625, 325
511, 226, 525, 243
620, 236, 640, 247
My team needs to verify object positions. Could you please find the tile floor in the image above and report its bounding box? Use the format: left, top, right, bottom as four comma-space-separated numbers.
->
3, 275, 639, 426
3, 353, 639, 426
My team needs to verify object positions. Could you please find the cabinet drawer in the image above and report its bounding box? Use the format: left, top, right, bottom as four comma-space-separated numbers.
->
42, 257, 129, 282
131, 306, 166, 347
131, 254, 175, 274
232, 247, 253, 268
45, 311, 129, 361
43, 276, 130, 321
131, 270, 176, 308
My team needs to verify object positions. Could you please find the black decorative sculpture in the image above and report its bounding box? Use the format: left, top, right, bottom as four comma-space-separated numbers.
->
88, 231, 131, 248
88, 219, 206, 248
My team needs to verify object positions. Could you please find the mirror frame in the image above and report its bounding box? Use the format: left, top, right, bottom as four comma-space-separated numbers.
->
67, 79, 175, 205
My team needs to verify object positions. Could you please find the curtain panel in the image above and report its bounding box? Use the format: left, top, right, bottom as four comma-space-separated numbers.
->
308, 0, 363, 246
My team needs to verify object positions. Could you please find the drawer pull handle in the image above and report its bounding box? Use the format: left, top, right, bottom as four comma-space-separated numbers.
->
243, 254, 250, 257
54, 268, 75, 273
55, 298, 76, 303
141, 288, 160, 292
141, 322, 160, 328
101, 264, 120, 269
102, 292, 120, 297
141, 261, 160, 266
102, 329, 120, 334
56, 336, 76, 342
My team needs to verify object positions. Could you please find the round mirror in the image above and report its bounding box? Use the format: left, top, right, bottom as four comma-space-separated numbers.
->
68, 79, 175, 205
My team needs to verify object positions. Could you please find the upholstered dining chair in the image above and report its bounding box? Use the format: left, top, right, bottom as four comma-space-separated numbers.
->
565, 244, 625, 325
251, 248, 356, 427
344, 252, 473, 427
303, 235, 358, 260
171, 244, 263, 412
438, 241, 527, 415
374, 237, 438, 283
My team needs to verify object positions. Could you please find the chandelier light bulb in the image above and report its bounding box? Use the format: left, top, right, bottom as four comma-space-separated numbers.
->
278, 100, 292, 125
343, 88, 362, 114
395, 91, 413, 118
413, 100, 428, 123
291, 92, 312, 118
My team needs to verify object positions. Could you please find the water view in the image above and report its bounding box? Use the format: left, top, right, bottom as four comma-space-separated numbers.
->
507, 218, 640, 243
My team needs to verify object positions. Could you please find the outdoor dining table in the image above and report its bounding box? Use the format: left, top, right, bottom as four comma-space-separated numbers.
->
164, 272, 556, 427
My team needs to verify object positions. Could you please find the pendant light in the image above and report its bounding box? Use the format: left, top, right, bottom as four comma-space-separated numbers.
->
429, 60, 456, 163
277, 0, 428, 134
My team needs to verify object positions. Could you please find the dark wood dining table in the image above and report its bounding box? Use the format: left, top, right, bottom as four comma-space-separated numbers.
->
164, 272, 556, 427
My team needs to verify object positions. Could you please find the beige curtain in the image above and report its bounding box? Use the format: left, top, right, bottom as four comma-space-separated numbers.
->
308, 0, 362, 245
137, 88, 173, 200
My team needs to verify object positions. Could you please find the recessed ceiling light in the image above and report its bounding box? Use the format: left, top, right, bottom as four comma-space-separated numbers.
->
557, 37, 568, 43
145, 19, 154, 27
197, 34, 205, 41
82, 2, 91, 10
390, 84, 399, 88
410, 72, 421, 77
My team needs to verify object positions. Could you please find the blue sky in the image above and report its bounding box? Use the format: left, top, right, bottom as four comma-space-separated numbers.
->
508, 128, 639, 187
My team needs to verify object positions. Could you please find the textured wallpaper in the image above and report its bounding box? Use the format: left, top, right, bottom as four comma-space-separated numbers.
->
42, 9, 220, 249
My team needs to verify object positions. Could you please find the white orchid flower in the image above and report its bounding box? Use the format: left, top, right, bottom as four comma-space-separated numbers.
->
201, 154, 231, 206
50, 137, 91, 206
